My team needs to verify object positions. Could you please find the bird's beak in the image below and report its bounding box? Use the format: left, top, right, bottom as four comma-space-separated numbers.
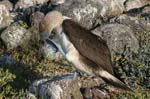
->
63, 16, 71, 20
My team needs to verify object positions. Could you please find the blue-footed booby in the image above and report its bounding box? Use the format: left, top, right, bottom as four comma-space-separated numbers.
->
39, 11, 132, 91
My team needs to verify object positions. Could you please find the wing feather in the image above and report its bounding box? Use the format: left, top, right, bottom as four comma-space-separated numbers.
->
62, 19, 114, 74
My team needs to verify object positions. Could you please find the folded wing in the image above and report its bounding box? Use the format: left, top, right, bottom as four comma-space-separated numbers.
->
62, 19, 114, 75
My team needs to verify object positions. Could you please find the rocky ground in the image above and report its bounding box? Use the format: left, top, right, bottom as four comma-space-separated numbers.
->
0, 0, 150, 99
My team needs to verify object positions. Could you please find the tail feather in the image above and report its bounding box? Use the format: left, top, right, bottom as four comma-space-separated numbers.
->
99, 71, 133, 91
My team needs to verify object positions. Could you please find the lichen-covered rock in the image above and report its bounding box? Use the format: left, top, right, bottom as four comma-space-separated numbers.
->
15, 0, 49, 9
55, 0, 150, 28
0, 22, 31, 50
92, 24, 139, 54
0, 4, 13, 29
56, 0, 100, 29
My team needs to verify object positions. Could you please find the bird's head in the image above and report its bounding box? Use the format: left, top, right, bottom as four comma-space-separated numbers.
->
39, 11, 71, 40
39, 11, 64, 35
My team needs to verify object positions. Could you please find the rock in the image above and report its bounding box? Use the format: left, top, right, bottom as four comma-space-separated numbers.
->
56, 0, 100, 29
82, 87, 110, 99
27, 93, 37, 99
29, 73, 107, 99
55, 0, 150, 28
30, 11, 45, 31
0, 22, 32, 50
82, 88, 92, 98
90, 88, 110, 99
108, 15, 150, 34
0, 55, 16, 65
141, 6, 150, 19
51, 0, 65, 5
125, 0, 150, 11
0, 0, 13, 11
99, 0, 125, 17
142, 6, 150, 14
0, 4, 13, 29
29, 73, 83, 99
56, 0, 124, 28
92, 24, 139, 54
15, 0, 49, 9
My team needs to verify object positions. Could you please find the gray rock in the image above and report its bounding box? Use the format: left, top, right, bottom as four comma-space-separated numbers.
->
98, 0, 125, 17
29, 73, 106, 99
125, 0, 150, 11
55, 0, 150, 28
0, 4, 13, 29
56, 0, 124, 28
142, 6, 150, 19
29, 73, 83, 99
51, 0, 65, 5
0, 22, 31, 50
30, 11, 45, 31
82, 88, 93, 98
109, 15, 150, 34
92, 24, 139, 54
0, 55, 16, 65
142, 6, 150, 14
0, 0, 13, 11
56, 0, 101, 29
15, 0, 49, 9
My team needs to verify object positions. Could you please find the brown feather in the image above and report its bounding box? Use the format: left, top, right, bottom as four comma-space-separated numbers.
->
62, 19, 114, 75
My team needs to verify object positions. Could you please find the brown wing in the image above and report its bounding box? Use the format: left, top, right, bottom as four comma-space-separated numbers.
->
62, 19, 114, 74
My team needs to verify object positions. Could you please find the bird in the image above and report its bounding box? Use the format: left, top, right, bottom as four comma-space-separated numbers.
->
39, 11, 132, 91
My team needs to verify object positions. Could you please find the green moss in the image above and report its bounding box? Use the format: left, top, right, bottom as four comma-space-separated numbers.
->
0, 67, 16, 88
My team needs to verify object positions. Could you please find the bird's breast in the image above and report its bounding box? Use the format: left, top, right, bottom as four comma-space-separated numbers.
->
66, 46, 94, 75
